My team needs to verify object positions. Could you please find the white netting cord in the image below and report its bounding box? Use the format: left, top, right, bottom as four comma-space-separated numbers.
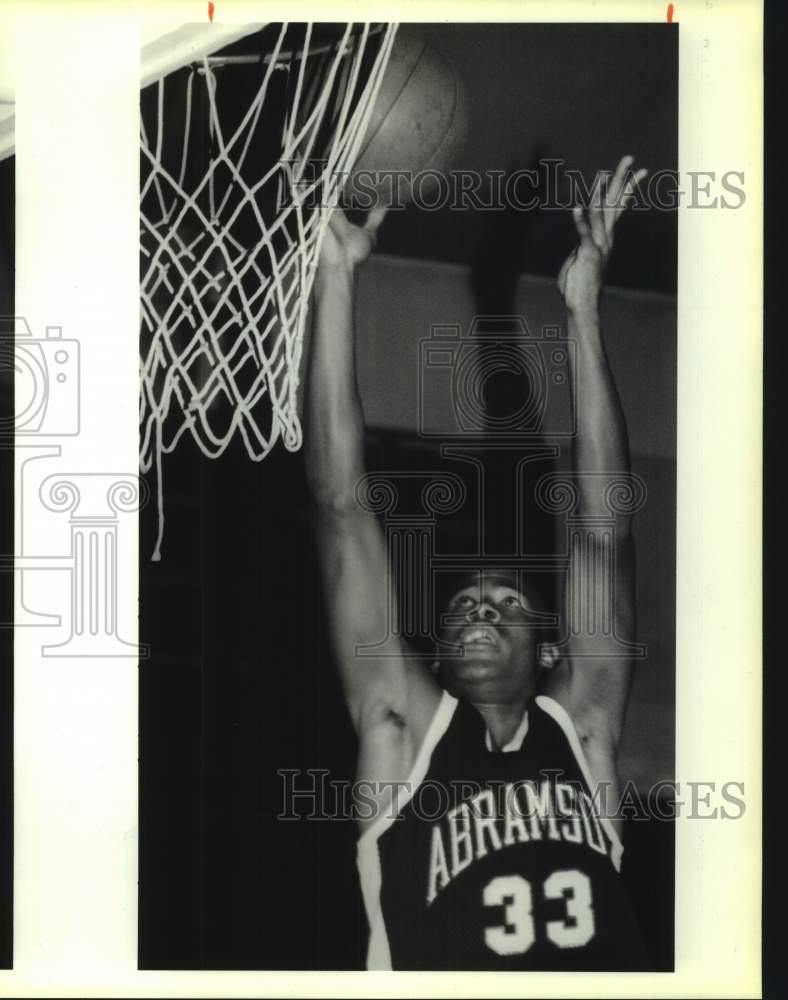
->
140, 23, 398, 559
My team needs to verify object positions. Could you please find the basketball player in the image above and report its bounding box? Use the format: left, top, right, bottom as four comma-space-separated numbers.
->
305, 155, 651, 970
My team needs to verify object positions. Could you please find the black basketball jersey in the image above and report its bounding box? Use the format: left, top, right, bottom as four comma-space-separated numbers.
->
356, 691, 649, 970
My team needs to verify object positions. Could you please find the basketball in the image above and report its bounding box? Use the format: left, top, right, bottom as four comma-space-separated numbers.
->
344, 27, 466, 208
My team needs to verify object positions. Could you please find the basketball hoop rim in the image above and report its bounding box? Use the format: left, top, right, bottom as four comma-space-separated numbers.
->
0, 108, 13, 163
141, 22, 390, 89
0, 21, 395, 161
141, 23, 268, 89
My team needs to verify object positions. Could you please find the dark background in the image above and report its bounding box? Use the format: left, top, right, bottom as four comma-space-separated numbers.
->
0, 152, 13, 969
764, 0, 782, 997
139, 22, 676, 971
377, 23, 678, 295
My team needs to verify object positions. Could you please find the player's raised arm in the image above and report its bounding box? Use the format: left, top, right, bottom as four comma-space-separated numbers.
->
306, 209, 440, 751
543, 156, 648, 759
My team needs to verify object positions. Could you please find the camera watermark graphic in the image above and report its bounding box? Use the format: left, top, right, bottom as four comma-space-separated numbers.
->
2, 315, 146, 656
0, 318, 80, 438
419, 317, 575, 440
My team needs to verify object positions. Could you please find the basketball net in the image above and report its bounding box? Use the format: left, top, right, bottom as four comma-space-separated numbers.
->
140, 23, 398, 559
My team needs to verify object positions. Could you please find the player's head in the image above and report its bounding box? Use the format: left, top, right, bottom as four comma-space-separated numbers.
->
433, 570, 559, 704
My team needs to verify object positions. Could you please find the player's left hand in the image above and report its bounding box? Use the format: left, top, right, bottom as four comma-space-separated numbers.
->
557, 155, 647, 315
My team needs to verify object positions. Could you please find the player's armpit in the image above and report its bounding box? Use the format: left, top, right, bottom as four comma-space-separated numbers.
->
313, 503, 441, 746
354, 661, 444, 823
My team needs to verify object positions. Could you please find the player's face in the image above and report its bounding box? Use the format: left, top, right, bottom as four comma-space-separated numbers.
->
437, 578, 544, 703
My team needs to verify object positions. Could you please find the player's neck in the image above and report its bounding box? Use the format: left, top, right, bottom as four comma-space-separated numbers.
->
471, 699, 529, 751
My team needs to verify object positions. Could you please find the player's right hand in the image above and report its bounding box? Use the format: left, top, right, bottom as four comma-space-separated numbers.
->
317, 207, 388, 275
557, 155, 647, 315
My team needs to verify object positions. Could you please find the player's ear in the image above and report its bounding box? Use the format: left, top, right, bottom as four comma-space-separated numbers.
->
429, 659, 440, 676
538, 643, 560, 672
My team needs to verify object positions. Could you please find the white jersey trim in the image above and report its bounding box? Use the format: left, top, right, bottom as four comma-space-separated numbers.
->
357, 688, 458, 848
357, 688, 458, 970
534, 694, 624, 872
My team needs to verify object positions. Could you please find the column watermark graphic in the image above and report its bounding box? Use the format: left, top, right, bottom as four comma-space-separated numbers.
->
535, 471, 647, 660
2, 316, 146, 657
38, 474, 148, 657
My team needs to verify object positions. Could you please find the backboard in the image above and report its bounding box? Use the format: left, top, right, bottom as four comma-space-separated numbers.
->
0, 22, 268, 161
140, 22, 267, 87
0, 31, 14, 160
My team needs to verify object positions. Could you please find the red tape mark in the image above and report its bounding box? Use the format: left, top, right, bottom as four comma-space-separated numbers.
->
667, 3, 675, 22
